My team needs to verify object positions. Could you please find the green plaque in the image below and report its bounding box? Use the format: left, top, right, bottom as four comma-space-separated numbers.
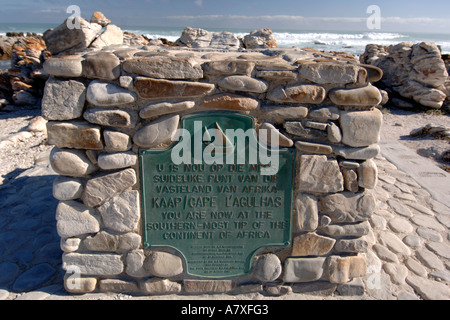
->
139, 112, 295, 278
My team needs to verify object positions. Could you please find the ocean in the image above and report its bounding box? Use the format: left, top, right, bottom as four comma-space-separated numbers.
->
1, 22, 450, 56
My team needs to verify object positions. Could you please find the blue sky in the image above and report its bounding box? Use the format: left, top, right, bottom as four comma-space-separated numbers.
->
1, 0, 450, 33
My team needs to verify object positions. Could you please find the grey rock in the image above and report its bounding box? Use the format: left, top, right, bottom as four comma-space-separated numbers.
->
430, 270, 450, 283
123, 56, 203, 80
284, 121, 328, 141
334, 239, 368, 253
319, 192, 376, 223
218, 75, 268, 93
387, 199, 413, 217
133, 114, 179, 148
283, 257, 326, 283
327, 123, 342, 144
416, 249, 444, 269
202, 60, 255, 77
53, 176, 84, 201
89, 24, 123, 49
144, 251, 183, 278
99, 279, 140, 294
295, 141, 332, 154
83, 108, 138, 129
320, 221, 371, 238
126, 250, 149, 278
83, 51, 121, 80
342, 168, 359, 192
411, 214, 446, 232
406, 275, 450, 300
41, 77, 86, 121
329, 84, 382, 107
416, 227, 443, 242
86, 80, 137, 106
50, 147, 97, 177
426, 242, 450, 259
264, 285, 292, 296
340, 109, 383, 148
358, 159, 378, 189
140, 101, 195, 119
56, 200, 100, 238
140, 279, 182, 295
103, 131, 132, 152
97, 190, 140, 233
383, 263, 408, 285
333, 144, 381, 160
259, 122, 293, 148
97, 151, 137, 170
243, 28, 277, 49
372, 244, 399, 263
268, 83, 326, 104
299, 62, 366, 85
336, 278, 365, 296
294, 194, 319, 232
309, 106, 340, 121
379, 232, 411, 256
183, 280, 234, 294
263, 106, 308, 124
403, 235, 423, 249
82, 168, 137, 207
62, 253, 124, 276
388, 217, 414, 234
47, 121, 103, 150
298, 155, 344, 193
43, 17, 102, 54
83, 231, 140, 253
60, 238, 81, 253
252, 254, 282, 282
43, 56, 84, 78
405, 258, 428, 277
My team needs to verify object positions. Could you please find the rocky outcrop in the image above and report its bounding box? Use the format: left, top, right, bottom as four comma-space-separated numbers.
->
243, 28, 278, 49
361, 42, 449, 109
0, 34, 49, 107
175, 27, 278, 50
175, 27, 241, 49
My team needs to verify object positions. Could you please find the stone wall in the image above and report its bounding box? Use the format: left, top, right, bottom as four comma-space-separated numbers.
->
42, 43, 385, 296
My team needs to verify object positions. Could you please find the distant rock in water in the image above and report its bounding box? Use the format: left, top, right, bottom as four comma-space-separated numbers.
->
361, 42, 449, 110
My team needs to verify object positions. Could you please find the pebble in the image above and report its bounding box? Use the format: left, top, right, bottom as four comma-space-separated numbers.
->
405, 258, 428, 277
416, 227, 443, 242
387, 199, 413, 217
416, 249, 445, 270
388, 217, 414, 234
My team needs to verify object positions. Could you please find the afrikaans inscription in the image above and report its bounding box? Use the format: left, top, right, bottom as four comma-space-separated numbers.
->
139, 112, 295, 277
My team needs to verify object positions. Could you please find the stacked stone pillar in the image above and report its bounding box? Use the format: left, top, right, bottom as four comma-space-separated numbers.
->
42, 45, 384, 295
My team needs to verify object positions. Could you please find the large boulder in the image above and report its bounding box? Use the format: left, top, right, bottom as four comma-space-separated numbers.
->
361, 41, 448, 109
43, 17, 102, 55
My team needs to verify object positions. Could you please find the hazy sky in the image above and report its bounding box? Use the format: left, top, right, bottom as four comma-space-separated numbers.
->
1, 0, 450, 33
